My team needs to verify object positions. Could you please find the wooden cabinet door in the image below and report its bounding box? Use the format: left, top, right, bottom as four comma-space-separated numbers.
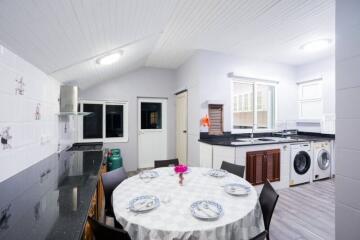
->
246, 149, 280, 185
246, 150, 267, 185
265, 149, 280, 182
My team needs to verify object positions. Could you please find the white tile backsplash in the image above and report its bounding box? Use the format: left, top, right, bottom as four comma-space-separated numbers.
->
0, 45, 73, 183
336, 175, 360, 211
336, 118, 360, 150
337, 86, 360, 119
336, 55, 360, 90
335, 148, 360, 181
335, 203, 360, 240
336, 1, 360, 239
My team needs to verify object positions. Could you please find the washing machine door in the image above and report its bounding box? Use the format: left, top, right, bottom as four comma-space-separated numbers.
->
294, 151, 311, 175
317, 149, 330, 170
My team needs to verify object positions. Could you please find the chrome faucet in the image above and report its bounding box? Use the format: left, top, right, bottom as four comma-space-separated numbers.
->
250, 124, 255, 140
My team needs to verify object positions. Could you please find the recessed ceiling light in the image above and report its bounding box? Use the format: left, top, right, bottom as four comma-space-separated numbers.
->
96, 51, 122, 65
300, 39, 332, 52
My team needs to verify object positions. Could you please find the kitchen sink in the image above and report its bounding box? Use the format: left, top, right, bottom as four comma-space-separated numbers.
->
256, 138, 276, 142
234, 137, 280, 144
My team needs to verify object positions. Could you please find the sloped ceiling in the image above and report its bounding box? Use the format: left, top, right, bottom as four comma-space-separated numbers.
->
0, 0, 334, 88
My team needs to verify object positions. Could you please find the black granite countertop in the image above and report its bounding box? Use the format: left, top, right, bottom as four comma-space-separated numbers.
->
0, 148, 105, 240
198, 131, 335, 147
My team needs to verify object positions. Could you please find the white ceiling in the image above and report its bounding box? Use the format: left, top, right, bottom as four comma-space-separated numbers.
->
0, 0, 335, 88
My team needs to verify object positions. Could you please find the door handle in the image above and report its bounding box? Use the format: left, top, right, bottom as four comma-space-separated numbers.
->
183, 130, 187, 133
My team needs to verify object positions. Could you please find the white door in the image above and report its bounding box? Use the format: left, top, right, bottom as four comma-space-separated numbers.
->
176, 91, 188, 164
138, 98, 167, 168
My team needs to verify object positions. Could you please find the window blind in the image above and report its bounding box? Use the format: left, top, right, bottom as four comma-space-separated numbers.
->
208, 104, 223, 135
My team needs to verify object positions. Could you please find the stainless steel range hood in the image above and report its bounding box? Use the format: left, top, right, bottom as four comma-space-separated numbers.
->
58, 85, 91, 116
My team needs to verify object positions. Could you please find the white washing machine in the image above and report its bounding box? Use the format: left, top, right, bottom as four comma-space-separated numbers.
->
313, 141, 331, 181
290, 143, 312, 186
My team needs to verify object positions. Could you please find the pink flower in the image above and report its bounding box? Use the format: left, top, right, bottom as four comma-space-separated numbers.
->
174, 164, 188, 174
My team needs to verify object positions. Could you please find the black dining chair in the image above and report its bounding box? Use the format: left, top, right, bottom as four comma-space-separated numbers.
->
88, 216, 131, 240
250, 231, 267, 240
101, 167, 128, 226
259, 180, 279, 240
220, 161, 245, 178
154, 159, 179, 168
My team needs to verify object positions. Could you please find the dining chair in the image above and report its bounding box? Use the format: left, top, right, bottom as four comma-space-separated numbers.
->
88, 216, 131, 240
220, 161, 245, 178
154, 159, 179, 168
250, 231, 267, 240
101, 167, 128, 226
259, 180, 279, 240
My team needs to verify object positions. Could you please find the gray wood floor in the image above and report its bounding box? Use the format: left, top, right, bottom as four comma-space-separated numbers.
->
270, 179, 335, 240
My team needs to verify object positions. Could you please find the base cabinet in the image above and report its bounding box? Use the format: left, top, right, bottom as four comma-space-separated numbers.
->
246, 149, 280, 185
82, 164, 107, 240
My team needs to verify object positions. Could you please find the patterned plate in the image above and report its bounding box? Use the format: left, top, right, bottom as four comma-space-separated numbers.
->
223, 183, 251, 196
129, 195, 160, 213
139, 170, 159, 179
207, 169, 227, 178
190, 200, 223, 220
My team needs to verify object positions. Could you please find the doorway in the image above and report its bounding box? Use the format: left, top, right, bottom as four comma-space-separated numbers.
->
176, 91, 188, 165
138, 98, 167, 168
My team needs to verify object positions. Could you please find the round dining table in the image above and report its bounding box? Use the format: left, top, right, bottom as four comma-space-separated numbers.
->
113, 167, 265, 240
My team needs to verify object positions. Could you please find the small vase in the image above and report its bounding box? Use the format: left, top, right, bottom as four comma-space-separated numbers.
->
179, 173, 184, 186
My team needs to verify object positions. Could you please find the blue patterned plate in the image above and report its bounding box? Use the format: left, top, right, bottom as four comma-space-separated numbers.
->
223, 183, 251, 196
207, 169, 227, 178
139, 170, 159, 179
129, 195, 160, 212
190, 200, 223, 220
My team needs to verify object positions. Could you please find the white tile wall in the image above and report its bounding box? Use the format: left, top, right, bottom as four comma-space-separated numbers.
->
336, 1, 360, 239
0, 45, 72, 183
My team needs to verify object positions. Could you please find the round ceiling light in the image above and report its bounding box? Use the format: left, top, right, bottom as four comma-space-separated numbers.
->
96, 51, 122, 65
300, 39, 332, 52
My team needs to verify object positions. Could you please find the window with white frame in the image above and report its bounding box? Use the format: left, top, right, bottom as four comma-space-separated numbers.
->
78, 101, 128, 142
298, 79, 323, 119
232, 79, 276, 132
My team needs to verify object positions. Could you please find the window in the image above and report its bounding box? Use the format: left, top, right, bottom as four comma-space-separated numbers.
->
298, 80, 323, 119
232, 80, 276, 132
141, 102, 162, 129
78, 101, 128, 142
106, 104, 124, 138
83, 104, 103, 139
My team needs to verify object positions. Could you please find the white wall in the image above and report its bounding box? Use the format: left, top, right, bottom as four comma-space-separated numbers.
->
0, 45, 67, 183
176, 53, 202, 166
194, 51, 298, 132
295, 56, 336, 133
336, 1, 360, 239
81, 67, 176, 171
176, 50, 298, 166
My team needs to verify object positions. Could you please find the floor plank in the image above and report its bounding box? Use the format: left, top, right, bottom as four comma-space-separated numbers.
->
270, 179, 335, 240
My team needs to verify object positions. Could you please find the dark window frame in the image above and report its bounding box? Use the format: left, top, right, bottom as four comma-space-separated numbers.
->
79, 101, 128, 143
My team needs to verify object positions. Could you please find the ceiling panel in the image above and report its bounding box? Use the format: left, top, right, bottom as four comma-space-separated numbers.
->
146, 0, 335, 68
0, 0, 178, 87
0, 0, 334, 87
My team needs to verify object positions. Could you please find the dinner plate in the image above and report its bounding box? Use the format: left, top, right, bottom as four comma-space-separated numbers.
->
129, 195, 160, 213
139, 170, 159, 179
223, 183, 251, 196
207, 169, 227, 178
190, 200, 223, 220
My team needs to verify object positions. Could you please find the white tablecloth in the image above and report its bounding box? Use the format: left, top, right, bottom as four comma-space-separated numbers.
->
113, 167, 264, 240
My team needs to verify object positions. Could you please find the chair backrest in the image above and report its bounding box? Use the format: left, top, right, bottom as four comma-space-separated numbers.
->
250, 231, 267, 240
101, 167, 128, 213
88, 216, 131, 240
154, 159, 179, 168
259, 180, 279, 232
220, 161, 245, 178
